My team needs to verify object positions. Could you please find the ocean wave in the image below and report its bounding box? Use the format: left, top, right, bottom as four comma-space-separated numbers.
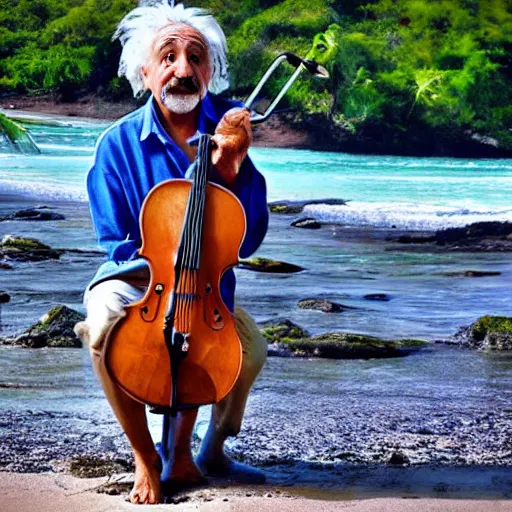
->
37, 143, 94, 153
0, 180, 87, 202
304, 202, 512, 230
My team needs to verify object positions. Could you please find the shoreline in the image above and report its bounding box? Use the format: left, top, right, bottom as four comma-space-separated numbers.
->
1, 95, 312, 150
3, 94, 511, 157
2, 469, 512, 512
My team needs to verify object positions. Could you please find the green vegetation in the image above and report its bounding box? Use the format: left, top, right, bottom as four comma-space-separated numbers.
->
0, 112, 40, 153
0, 0, 511, 151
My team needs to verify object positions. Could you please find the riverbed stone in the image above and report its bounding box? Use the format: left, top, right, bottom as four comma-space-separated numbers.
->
364, 293, 390, 301
259, 319, 310, 343
464, 270, 501, 277
0, 291, 10, 303
268, 198, 347, 214
239, 257, 304, 273
470, 316, 512, 350
1, 207, 65, 221
291, 217, 321, 229
0, 305, 84, 348
388, 451, 410, 465
0, 234, 60, 261
272, 332, 427, 359
297, 298, 347, 313
445, 315, 512, 350
395, 221, 512, 251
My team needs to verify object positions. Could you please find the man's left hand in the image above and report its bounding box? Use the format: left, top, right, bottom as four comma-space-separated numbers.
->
211, 107, 252, 187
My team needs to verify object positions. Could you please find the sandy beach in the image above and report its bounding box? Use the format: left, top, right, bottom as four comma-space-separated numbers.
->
4, 471, 512, 512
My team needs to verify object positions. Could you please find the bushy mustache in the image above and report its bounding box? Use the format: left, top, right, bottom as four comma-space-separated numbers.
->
163, 76, 200, 95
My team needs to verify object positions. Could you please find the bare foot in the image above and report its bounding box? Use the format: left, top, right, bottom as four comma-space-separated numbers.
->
170, 451, 206, 485
196, 452, 266, 484
129, 453, 161, 504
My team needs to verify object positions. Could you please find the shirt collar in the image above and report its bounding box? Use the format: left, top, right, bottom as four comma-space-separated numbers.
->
140, 93, 219, 144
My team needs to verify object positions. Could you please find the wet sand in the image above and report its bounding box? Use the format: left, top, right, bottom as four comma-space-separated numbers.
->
2, 472, 512, 512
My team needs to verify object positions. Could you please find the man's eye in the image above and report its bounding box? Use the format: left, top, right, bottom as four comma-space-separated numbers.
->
166, 53, 175, 63
189, 54, 200, 64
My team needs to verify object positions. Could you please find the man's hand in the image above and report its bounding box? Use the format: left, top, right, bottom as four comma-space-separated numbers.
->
211, 107, 252, 187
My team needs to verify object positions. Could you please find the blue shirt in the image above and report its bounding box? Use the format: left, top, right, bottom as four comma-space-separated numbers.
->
87, 93, 269, 311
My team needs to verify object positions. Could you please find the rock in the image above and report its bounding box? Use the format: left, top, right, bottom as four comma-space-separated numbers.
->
1, 208, 65, 221
482, 332, 512, 351
364, 293, 390, 301
464, 270, 501, 277
389, 451, 410, 465
470, 316, 512, 351
268, 198, 346, 215
0, 291, 10, 303
269, 203, 304, 214
0, 305, 85, 348
297, 298, 347, 313
394, 222, 512, 252
291, 217, 321, 229
396, 235, 436, 244
259, 319, 310, 344
0, 261, 13, 269
270, 332, 427, 359
444, 316, 512, 351
239, 257, 304, 273
0, 235, 60, 262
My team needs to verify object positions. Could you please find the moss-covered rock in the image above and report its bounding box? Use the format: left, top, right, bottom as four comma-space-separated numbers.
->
471, 316, 512, 341
0, 235, 60, 261
260, 319, 310, 343
260, 318, 427, 359
0, 305, 84, 348
239, 257, 304, 273
298, 298, 347, 312
279, 333, 427, 359
469, 316, 512, 350
269, 203, 304, 214
447, 315, 512, 351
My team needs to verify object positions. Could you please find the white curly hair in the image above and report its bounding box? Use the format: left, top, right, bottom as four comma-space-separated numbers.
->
113, 1, 229, 97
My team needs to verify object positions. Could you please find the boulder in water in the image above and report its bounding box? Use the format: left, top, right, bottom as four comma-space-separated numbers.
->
239, 257, 304, 273
1, 207, 65, 221
444, 315, 512, 351
291, 217, 321, 229
298, 298, 352, 313
0, 235, 60, 262
266, 331, 427, 359
0, 305, 84, 348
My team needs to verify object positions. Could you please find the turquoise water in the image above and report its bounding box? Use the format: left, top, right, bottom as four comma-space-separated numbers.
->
1, 111, 512, 230
0, 112, 511, 340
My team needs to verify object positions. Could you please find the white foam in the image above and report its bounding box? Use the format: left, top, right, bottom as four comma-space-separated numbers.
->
0, 180, 87, 202
304, 202, 512, 231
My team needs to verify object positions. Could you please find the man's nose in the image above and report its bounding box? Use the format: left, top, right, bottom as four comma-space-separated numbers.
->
174, 53, 193, 78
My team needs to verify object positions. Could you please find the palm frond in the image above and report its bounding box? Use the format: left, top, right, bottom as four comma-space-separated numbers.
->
0, 111, 40, 154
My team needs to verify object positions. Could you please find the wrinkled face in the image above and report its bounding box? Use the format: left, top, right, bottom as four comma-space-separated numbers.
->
143, 23, 212, 115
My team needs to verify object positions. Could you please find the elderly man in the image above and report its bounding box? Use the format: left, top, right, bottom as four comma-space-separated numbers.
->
74, 1, 268, 504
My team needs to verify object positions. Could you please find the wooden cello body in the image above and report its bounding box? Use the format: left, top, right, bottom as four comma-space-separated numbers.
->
104, 136, 246, 411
